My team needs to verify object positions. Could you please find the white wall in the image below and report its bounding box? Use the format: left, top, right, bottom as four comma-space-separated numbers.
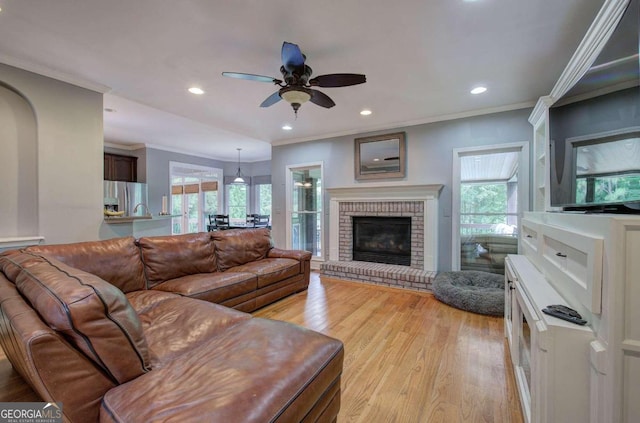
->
0, 64, 104, 244
271, 108, 533, 271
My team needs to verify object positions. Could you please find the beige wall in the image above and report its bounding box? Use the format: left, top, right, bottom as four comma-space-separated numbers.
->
0, 64, 104, 244
0, 84, 38, 237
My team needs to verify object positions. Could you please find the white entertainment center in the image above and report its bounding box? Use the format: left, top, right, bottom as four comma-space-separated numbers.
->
505, 1, 640, 422
506, 214, 640, 423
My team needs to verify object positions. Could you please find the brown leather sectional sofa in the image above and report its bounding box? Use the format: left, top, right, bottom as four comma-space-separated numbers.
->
0, 229, 343, 422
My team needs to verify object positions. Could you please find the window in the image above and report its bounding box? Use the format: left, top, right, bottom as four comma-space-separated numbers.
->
256, 183, 272, 216
171, 178, 201, 234
287, 163, 323, 259
169, 162, 222, 234
452, 144, 529, 273
202, 180, 219, 219
171, 185, 183, 234
226, 184, 248, 225
460, 181, 518, 236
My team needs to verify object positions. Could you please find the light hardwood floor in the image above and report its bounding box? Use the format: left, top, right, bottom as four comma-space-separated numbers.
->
254, 274, 524, 423
0, 273, 523, 422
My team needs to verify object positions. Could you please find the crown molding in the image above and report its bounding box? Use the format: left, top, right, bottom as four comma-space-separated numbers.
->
271, 100, 535, 146
528, 96, 554, 125
104, 142, 146, 151
0, 55, 111, 93
549, 0, 631, 101
103, 141, 269, 163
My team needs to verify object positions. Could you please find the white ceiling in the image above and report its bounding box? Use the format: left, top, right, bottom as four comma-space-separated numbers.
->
0, 0, 603, 162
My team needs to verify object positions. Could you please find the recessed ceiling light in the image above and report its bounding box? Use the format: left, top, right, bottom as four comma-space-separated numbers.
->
470, 86, 487, 95
360, 109, 372, 116
282, 125, 293, 131
188, 87, 205, 95
373, 158, 380, 162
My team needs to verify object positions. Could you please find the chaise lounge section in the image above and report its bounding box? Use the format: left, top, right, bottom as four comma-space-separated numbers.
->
0, 229, 342, 422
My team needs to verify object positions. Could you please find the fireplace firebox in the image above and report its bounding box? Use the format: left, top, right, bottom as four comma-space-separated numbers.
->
352, 216, 411, 266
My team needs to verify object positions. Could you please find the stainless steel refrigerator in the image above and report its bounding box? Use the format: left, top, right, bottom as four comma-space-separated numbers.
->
103, 181, 149, 217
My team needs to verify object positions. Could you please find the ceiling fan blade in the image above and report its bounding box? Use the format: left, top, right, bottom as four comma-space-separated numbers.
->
222, 72, 281, 84
309, 73, 367, 87
310, 89, 335, 108
260, 91, 282, 108
281, 42, 305, 72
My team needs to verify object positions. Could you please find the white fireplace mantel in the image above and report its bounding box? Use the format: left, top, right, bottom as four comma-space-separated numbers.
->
326, 184, 443, 271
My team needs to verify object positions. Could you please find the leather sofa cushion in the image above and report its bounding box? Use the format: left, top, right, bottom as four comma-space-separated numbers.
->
228, 258, 300, 288
138, 233, 216, 287
212, 228, 273, 271
267, 247, 312, 262
151, 271, 257, 304
11, 254, 150, 384
0, 250, 43, 282
101, 318, 344, 422
126, 290, 252, 366
26, 237, 146, 293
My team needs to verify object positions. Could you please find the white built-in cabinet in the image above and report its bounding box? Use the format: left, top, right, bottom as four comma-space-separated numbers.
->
511, 1, 639, 421
505, 254, 594, 423
528, 98, 553, 212
507, 213, 640, 423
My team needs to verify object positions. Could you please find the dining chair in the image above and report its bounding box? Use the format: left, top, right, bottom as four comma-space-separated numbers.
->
208, 214, 230, 231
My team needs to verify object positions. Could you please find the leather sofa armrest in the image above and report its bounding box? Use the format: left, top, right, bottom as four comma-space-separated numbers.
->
267, 248, 312, 262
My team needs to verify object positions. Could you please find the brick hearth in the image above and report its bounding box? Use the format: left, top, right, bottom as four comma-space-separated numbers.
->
321, 261, 436, 291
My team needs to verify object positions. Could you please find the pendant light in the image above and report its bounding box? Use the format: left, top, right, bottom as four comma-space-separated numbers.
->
233, 148, 246, 184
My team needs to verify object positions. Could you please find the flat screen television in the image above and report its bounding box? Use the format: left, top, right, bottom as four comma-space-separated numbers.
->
548, 0, 640, 213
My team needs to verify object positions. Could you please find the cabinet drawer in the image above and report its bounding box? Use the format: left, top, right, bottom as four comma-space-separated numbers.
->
520, 219, 540, 256
540, 225, 603, 313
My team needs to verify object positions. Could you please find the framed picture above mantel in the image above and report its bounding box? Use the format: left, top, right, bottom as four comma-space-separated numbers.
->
354, 132, 406, 180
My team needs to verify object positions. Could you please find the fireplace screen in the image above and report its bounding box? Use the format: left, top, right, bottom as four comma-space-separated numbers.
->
352, 216, 411, 266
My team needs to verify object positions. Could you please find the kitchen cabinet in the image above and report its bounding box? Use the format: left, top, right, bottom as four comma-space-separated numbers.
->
104, 153, 137, 182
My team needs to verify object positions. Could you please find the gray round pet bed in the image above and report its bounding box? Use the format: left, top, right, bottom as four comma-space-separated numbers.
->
433, 271, 505, 316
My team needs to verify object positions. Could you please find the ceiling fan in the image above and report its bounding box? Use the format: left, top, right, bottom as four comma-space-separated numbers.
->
222, 42, 366, 116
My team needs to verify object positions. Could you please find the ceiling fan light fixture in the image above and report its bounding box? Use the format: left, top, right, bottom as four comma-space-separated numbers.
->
280, 87, 312, 105
222, 42, 365, 114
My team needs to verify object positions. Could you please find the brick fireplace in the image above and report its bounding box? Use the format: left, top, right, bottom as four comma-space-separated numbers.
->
320, 184, 443, 291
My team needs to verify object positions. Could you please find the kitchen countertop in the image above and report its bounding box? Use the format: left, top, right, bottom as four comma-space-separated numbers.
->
103, 214, 178, 224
